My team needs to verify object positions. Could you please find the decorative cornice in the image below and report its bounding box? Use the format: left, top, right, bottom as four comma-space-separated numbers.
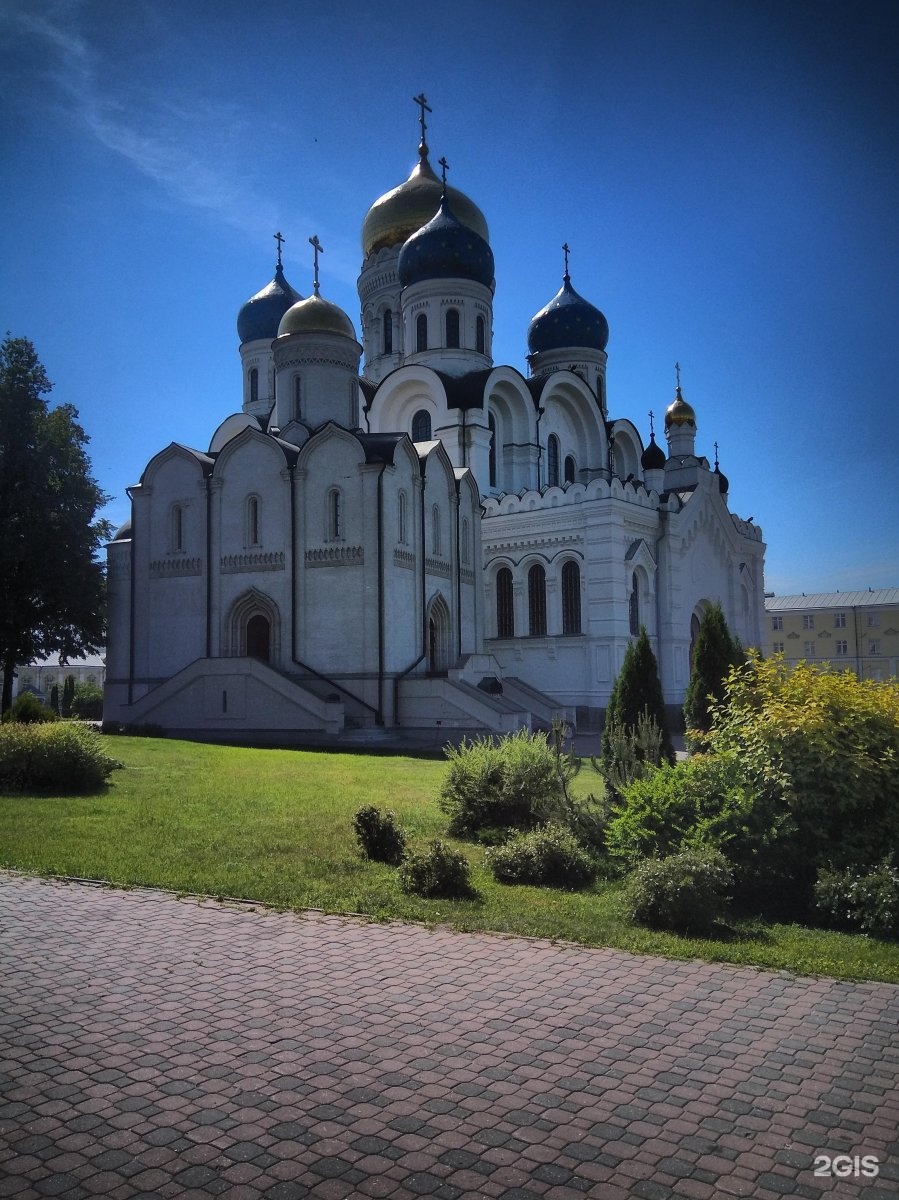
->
425, 556, 451, 578
305, 545, 364, 568
394, 548, 416, 570
221, 551, 285, 574
150, 557, 202, 578
482, 534, 583, 555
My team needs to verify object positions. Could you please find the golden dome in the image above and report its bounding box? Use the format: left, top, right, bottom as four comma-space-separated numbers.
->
664, 385, 697, 429
361, 149, 489, 259
277, 293, 356, 341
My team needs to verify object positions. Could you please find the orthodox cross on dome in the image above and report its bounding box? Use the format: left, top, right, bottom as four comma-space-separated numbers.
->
274, 231, 285, 268
438, 155, 449, 197
714, 440, 720, 469
308, 234, 323, 296
649, 409, 655, 438
562, 242, 570, 280
675, 360, 682, 390
413, 92, 432, 156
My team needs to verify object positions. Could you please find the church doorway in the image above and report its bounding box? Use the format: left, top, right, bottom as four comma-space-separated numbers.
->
246, 614, 271, 662
426, 595, 451, 675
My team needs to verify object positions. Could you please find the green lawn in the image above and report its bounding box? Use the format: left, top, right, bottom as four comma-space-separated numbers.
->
1, 736, 897, 983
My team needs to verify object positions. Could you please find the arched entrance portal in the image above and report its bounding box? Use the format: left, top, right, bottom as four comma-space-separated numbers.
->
246, 614, 271, 662
426, 594, 452, 675
227, 589, 280, 664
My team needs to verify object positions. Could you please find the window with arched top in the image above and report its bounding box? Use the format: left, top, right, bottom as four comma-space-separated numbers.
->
488, 414, 497, 489
629, 576, 640, 637
528, 564, 547, 636
547, 434, 560, 487
398, 491, 408, 544
564, 455, 576, 484
416, 313, 428, 352
431, 504, 442, 556
293, 375, 302, 421
247, 496, 260, 547
445, 307, 460, 349
476, 314, 486, 355
328, 488, 342, 541
496, 567, 514, 638
249, 367, 259, 405
461, 517, 470, 565
383, 309, 393, 354
171, 503, 184, 553
412, 409, 432, 441
562, 561, 581, 635
349, 381, 358, 428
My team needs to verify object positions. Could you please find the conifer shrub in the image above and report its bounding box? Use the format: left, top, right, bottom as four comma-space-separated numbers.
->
598, 708, 667, 803
61, 674, 76, 719
683, 603, 741, 740
49, 684, 60, 715
0, 722, 122, 792
624, 848, 733, 933
601, 627, 672, 766
814, 860, 898, 939
353, 805, 407, 865
486, 823, 596, 890
1, 692, 59, 724
397, 840, 476, 899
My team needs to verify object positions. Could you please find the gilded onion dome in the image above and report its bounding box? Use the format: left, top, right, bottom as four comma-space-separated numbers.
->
664, 385, 696, 429
361, 146, 489, 259
398, 196, 494, 288
527, 272, 610, 354
277, 292, 357, 341
237, 263, 302, 344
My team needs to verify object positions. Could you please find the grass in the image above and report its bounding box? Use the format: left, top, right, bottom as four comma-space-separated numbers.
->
1, 736, 897, 984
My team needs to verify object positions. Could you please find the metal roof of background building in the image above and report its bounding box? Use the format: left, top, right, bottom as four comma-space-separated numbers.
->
765, 589, 899, 610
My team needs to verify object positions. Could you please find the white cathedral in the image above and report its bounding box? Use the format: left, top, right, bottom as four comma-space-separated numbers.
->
105, 106, 765, 742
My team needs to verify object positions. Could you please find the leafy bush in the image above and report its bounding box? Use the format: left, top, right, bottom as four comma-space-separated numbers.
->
624, 848, 733, 933
353, 805, 407, 865
487, 823, 596, 890
0, 722, 122, 792
71, 681, 104, 721
815, 860, 898, 938
397, 840, 477, 899
439, 729, 561, 836
1, 692, 59, 724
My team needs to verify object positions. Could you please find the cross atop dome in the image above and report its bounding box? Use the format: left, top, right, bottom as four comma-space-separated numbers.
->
413, 92, 432, 159
274, 231, 285, 269
563, 242, 570, 281
309, 235, 323, 296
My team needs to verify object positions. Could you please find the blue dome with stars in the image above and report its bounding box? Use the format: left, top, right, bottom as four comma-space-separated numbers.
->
398, 197, 494, 289
527, 273, 609, 355
237, 264, 303, 345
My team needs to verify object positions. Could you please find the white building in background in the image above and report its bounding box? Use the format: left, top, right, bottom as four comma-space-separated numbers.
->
4, 653, 106, 704
104, 106, 765, 743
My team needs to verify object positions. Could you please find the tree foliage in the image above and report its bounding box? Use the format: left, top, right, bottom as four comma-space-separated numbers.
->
0, 337, 111, 713
683, 603, 740, 737
601, 626, 672, 766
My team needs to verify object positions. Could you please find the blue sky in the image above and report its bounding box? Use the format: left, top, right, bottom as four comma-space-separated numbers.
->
2, 0, 897, 596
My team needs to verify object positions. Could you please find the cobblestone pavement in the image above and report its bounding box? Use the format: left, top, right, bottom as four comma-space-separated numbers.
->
1, 874, 897, 1200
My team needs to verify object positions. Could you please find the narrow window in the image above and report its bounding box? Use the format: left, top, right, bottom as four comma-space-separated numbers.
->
328, 489, 342, 540
412, 409, 432, 441
476, 314, 486, 355
562, 561, 581, 635
383, 309, 393, 354
773, 641, 785, 654
869, 639, 881, 654
834, 612, 846, 628
249, 367, 259, 405
432, 504, 441, 556
868, 613, 881, 628
488, 414, 497, 489
248, 496, 260, 546
564, 455, 576, 484
349, 381, 358, 427
398, 491, 408, 545
461, 518, 470, 565
172, 504, 184, 553
804, 640, 816, 658
496, 568, 514, 638
803, 614, 815, 630
528, 564, 547, 636
293, 375, 302, 421
629, 576, 639, 637
416, 312, 428, 352
547, 434, 560, 487
446, 307, 460, 349
772, 615, 783, 630
836, 640, 848, 655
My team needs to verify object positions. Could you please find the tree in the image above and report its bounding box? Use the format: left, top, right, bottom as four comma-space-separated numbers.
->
49, 683, 60, 715
601, 626, 672, 761
61, 674, 76, 718
0, 336, 111, 714
683, 603, 740, 738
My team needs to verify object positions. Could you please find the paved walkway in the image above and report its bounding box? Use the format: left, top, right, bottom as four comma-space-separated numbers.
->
0, 874, 896, 1200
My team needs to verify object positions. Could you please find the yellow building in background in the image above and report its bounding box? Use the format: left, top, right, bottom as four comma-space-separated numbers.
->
764, 589, 899, 680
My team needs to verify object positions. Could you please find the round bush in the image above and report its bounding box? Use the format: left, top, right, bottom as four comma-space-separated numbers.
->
815, 860, 898, 938
0, 722, 122, 792
439, 730, 561, 836
353, 805, 407, 865
397, 840, 476, 900
487, 823, 596, 890
625, 848, 733, 933
1, 692, 59, 724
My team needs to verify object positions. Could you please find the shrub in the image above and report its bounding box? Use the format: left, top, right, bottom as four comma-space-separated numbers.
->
0, 722, 122, 792
625, 848, 733, 933
815, 860, 899, 938
49, 684, 60, 715
598, 708, 667, 803
439, 729, 561, 836
397, 840, 477, 899
602, 627, 672, 765
1, 692, 59, 724
684, 603, 741, 739
61, 674, 75, 719
487, 823, 596, 889
353, 805, 407, 865
71, 681, 104, 721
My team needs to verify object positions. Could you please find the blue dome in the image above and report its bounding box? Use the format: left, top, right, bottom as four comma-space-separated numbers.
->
641, 434, 666, 471
237, 264, 302, 344
398, 198, 494, 289
527, 274, 609, 354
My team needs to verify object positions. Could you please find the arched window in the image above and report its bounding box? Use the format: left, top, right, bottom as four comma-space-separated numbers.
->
328, 489, 342, 541
547, 434, 560, 487
488, 413, 497, 489
564, 455, 576, 484
416, 313, 428, 352
247, 496, 260, 547
246, 614, 271, 662
528, 564, 547, 636
629, 576, 640, 637
293, 376, 302, 422
412, 409, 432, 441
476, 314, 486, 355
172, 503, 184, 553
349, 381, 358, 428
445, 307, 460, 349
249, 367, 259, 405
461, 517, 470, 565
496, 567, 514, 638
431, 504, 442, 556
383, 309, 393, 354
398, 491, 408, 544
562, 561, 581, 635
